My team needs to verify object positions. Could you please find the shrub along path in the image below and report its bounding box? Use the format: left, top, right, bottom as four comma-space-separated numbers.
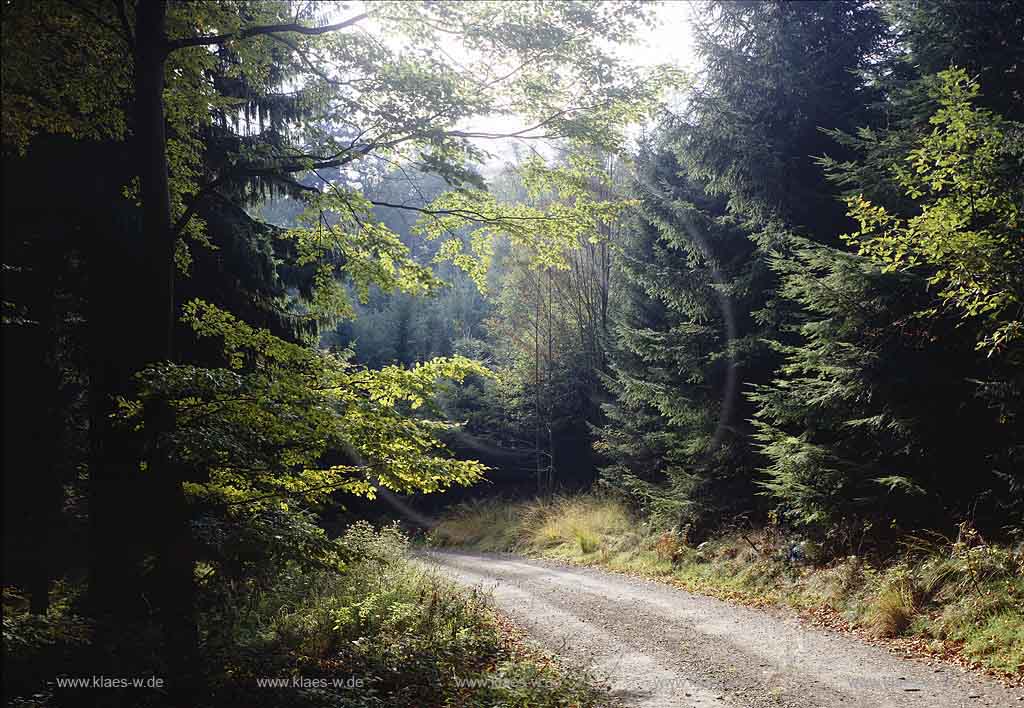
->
422, 550, 1023, 708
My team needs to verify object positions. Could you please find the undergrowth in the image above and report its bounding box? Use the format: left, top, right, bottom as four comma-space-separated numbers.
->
430, 495, 1024, 678
3, 522, 611, 707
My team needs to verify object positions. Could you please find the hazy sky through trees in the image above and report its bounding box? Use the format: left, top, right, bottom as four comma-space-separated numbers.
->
464, 1, 697, 170
333, 0, 696, 174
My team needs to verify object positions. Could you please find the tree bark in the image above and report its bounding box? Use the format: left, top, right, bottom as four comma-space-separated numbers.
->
134, 0, 199, 699
28, 282, 62, 616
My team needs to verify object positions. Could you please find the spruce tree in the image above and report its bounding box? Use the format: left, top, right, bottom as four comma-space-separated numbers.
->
598, 1, 888, 532
749, 4, 1024, 541
596, 143, 762, 532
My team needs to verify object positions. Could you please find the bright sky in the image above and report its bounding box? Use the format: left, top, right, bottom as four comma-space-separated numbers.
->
339, 0, 699, 174
470, 1, 698, 171
629, 1, 698, 73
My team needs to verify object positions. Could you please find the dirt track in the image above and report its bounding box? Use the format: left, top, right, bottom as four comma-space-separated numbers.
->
422, 550, 1022, 708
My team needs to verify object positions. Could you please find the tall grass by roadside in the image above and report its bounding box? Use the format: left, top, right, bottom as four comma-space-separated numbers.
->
430, 495, 1024, 679
208, 521, 612, 707
3, 522, 613, 708
430, 495, 633, 557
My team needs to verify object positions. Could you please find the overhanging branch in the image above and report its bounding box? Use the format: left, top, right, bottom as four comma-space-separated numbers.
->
166, 13, 368, 52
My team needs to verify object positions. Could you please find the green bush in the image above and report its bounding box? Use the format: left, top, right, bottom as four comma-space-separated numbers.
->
3, 523, 609, 708
206, 521, 610, 707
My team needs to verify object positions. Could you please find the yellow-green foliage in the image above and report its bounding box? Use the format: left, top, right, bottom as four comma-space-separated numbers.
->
843, 68, 1024, 355
432, 497, 1024, 677
135, 299, 493, 512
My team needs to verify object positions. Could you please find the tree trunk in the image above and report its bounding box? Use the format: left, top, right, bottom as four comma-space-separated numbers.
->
546, 269, 554, 492
134, 0, 199, 699
535, 274, 543, 495
28, 282, 63, 616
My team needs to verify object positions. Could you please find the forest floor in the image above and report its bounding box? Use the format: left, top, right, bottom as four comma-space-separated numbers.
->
2, 524, 612, 708
422, 549, 1024, 708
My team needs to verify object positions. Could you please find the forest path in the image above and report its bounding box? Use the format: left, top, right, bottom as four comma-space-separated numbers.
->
420, 550, 1022, 708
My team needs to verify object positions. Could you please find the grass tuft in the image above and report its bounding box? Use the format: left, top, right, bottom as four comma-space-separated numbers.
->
866, 586, 915, 637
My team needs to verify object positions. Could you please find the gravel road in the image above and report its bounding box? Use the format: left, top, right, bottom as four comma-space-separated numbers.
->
421, 550, 1022, 708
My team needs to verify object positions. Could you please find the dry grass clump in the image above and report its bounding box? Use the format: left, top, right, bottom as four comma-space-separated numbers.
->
521, 495, 633, 555
653, 531, 687, 564
428, 494, 634, 556
427, 498, 522, 551
866, 585, 916, 637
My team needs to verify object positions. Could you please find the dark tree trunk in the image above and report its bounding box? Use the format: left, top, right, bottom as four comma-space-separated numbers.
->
28, 281, 63, 616
86, 238, 149, 622
80, 0, 198, 696
135, 8, 174, 356
133, 1, 200, 700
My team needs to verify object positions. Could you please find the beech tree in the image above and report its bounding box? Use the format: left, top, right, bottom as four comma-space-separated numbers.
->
843, 69, 1024, 358
3, 0, 666, 694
